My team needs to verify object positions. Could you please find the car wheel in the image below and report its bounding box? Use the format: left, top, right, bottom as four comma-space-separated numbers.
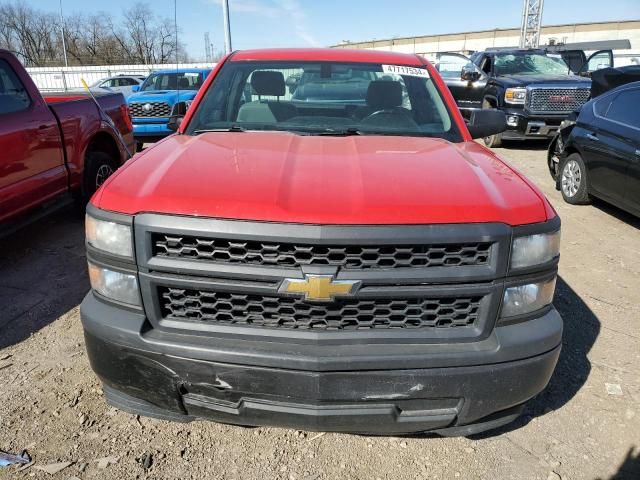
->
482, 99, 503, 148
560, 153, 590, 205
82, 151, 118, 203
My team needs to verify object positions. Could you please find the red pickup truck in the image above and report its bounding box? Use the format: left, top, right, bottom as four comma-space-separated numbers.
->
0, 49, 133, 226
81, 48, 562, 436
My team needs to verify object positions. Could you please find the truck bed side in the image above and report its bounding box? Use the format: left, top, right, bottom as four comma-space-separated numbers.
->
43, 92, 134, 190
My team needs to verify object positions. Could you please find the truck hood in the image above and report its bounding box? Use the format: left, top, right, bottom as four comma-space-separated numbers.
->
498, 74, 591, 88
95, 132, 551, 225
127, 90, 197, 104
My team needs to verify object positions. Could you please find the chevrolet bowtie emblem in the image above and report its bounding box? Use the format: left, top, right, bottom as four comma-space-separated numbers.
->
279, 275, 360, 302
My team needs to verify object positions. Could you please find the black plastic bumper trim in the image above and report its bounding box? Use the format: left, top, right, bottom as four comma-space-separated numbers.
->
86, 328, 560, 434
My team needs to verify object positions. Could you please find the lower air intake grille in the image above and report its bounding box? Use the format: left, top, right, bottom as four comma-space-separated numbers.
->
159, 287, 482, 330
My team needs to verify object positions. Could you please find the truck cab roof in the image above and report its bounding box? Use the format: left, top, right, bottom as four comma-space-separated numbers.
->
231, 48, 424, 66
150, 67, 211, 74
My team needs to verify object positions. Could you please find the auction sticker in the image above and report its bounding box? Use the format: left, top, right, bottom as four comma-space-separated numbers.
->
382, 65, 430, 78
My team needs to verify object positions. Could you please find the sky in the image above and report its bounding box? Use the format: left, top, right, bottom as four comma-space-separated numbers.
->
35, 0, 640, 61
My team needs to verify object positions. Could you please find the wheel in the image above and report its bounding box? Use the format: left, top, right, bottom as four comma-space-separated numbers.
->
559, 153, 590, 205
482, 99, 503, 148
483, 132, 503, 148
82, 151, 118, 203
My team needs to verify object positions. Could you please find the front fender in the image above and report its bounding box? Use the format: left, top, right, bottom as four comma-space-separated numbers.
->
547, 124, 575, 186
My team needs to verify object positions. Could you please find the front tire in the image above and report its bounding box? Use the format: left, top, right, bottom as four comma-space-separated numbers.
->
559, 153, 590, 205
482, 99, 503, 148
483, 132, 503, 148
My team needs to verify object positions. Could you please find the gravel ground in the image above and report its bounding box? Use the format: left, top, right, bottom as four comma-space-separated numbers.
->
0, 143, 639, 480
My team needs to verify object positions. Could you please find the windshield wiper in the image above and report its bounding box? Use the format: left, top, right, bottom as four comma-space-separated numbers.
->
317, 127, 363, 136
193, 125, 245, 134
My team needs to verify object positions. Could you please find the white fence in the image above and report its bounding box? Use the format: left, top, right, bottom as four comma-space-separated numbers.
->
26, 62, 217, 92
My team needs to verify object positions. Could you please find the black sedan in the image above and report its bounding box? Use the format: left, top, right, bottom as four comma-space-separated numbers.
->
548, 80, 640, 217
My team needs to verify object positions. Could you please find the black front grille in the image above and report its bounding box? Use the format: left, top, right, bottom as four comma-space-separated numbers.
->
159, 287, 482, 330
153, 234, 492, 270
129, 101, 172, 117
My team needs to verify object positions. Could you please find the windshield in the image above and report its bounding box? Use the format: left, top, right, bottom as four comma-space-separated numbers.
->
141, 72, 204, 91
186, 61, 461, 141
494, 53, 571, 76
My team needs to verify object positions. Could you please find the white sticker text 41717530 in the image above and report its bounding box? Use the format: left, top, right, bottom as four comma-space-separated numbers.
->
381, 65, 430, 78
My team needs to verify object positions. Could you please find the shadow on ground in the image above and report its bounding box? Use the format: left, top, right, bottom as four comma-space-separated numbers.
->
591, 198, 640, 229
468, 275, 600, 438
0, 206, 88, 349
598, 447, 640, 480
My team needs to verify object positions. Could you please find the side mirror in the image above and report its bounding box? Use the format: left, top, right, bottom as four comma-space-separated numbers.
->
167, 101, 187, 132
466, 109, 507, 139
461, 64, 481, 82
131, 85, 140, 92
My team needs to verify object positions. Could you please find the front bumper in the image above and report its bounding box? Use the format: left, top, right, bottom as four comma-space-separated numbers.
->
501, 109, 567, 140
81, 293, 562, 435
133, 120, 172, 139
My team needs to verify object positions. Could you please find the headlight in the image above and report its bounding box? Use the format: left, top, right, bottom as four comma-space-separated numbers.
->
501, 277, 556, 318
510, 230, 561, 269
505, 87, 527, 105
88, 262, 141, 306
86, 214, 133, 258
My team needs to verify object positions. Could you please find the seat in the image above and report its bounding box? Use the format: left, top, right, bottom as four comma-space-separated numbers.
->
178, 77, 190, 89
358, 80, 417, 129
237, 71, 296, 123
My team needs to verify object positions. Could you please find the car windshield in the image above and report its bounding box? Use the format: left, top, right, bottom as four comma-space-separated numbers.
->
186, 61, 461, 141
494, 53, 571, 76
141, 72, 204, 91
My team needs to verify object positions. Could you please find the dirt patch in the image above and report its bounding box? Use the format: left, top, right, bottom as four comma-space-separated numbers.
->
1, 144, 639, 479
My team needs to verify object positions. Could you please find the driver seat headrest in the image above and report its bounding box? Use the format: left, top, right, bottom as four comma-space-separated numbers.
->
366, 81, 403, 109
251, 71, 286, 97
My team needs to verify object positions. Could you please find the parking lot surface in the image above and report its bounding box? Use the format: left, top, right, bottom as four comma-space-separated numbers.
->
1, 143, 639, 480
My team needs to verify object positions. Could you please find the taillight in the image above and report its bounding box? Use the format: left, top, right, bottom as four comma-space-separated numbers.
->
120, 104, 133, 132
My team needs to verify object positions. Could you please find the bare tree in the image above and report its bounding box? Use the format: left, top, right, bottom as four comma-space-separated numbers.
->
0, 0, 190, 66
0, 2, 58, 66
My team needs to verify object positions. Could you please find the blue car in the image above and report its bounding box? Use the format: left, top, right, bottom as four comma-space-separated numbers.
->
128, 68, 211, 149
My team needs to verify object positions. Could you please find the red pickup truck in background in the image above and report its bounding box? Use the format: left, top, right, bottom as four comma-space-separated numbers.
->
0, 49, 134, 227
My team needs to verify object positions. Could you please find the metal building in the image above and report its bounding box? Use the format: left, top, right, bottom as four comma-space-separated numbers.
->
332, 20, 640, 66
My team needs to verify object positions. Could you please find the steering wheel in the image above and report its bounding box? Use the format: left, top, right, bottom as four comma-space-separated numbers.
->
361, 108, 419, 129
362, 109, 398, 121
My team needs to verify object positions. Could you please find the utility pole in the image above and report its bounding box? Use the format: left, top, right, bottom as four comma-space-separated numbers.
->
519, 0, 545, 49
58, 0, 69, 67
204, 32, 211, 62
222, 0, 232, 54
